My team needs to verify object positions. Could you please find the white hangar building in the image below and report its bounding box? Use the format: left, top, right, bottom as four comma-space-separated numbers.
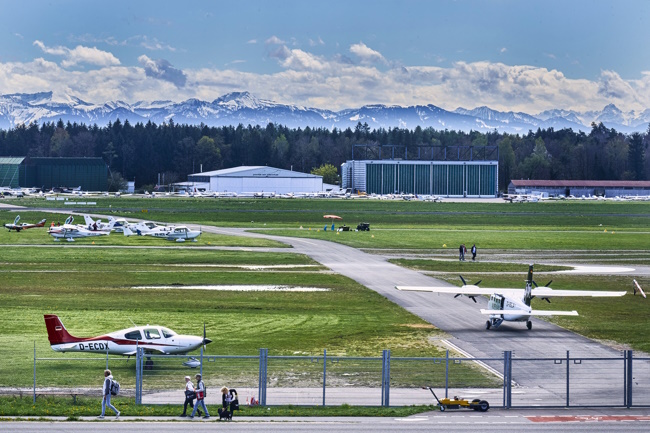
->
187, 166, 323, 194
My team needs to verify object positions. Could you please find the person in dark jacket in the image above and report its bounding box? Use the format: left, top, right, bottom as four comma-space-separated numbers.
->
471, 244, 477, 261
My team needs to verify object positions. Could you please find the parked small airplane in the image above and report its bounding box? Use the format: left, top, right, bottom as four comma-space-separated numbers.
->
4, 215, 47, 232
396, 265, 626, 330
48, 216, 111, 241
44, 314, 211, 356
123, 224, 201, 242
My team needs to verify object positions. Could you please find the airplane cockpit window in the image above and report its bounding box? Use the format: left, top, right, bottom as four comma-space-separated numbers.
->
161, 328, 176, 338
124, 330, 142, 340
144, 328, 161, 339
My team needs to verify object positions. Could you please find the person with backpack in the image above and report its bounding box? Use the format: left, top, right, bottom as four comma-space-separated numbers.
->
98, 369, 120, 419
190, 373, 210, 419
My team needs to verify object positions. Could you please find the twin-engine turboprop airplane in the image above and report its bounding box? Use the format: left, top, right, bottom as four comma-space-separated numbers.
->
44, 315, 212, 356
396, 265, 626, 330
4, 215, 47, 232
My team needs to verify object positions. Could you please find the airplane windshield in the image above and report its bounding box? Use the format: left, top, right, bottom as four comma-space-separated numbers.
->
143, 328, 161, 339
161, 328, 176, 338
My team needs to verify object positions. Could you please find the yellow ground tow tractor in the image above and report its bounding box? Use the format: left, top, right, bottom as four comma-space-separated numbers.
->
423, 387, 489, 412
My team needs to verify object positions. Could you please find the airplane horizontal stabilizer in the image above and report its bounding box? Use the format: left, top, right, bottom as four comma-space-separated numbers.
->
480, 309, 579, 316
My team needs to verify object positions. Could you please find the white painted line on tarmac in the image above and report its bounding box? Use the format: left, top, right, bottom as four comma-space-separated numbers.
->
441, 339, 506, 382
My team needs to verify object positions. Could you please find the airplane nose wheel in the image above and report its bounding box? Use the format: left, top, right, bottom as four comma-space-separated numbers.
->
526, 320, 532, 330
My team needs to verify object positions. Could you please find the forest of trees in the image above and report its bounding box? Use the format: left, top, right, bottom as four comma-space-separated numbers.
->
0, 119, 648, 191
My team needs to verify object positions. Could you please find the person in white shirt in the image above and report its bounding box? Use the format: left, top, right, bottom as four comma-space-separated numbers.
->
180, 375, 200, 417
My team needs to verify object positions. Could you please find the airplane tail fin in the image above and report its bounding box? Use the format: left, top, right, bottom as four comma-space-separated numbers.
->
83, 215, 94, 226
524, 264, 534, 306
14, 215, 20, 225
43, 315, 80, 344
37, 219, 46, 227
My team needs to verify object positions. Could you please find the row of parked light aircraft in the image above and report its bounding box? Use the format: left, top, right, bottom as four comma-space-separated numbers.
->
5, 214, 201, 242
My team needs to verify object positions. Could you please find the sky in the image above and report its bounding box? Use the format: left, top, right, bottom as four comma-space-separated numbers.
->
1, 0, 649, 114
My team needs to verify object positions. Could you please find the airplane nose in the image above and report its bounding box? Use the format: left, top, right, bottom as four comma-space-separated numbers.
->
203, 338, 212, 345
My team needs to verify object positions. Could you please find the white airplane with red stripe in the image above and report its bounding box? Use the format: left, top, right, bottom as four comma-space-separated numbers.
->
44, 315, 212, 356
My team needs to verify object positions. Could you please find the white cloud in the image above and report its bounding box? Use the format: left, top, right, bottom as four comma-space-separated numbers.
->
3, 44, 650, 115
265, 35, 285, 45
349, 42, 387, 65
33, 40, 120, 68
247, 39, 257, 44
500, 47, 507, 53
137, 55, 187, 87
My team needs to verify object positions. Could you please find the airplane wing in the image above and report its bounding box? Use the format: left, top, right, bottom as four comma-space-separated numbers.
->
480, 309, 579, 316
531, 288, 626, 298
396, 286, 626, 298
396, 286, 522, 297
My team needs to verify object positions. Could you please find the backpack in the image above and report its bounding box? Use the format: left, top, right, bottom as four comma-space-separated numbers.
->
110, 379, 120, 396
198, 380, 206, 397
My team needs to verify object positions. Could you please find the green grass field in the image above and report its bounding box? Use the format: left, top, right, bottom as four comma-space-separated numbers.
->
1, 197, 649, 402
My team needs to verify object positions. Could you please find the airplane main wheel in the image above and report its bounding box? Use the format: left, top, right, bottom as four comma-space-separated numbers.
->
526, 320, 532, 330
486, 320, 491, 330
479, 400, 489, 412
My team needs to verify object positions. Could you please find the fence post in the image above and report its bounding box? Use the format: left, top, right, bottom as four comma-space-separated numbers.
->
258, 348, 267, 406
444, 350, 449, 398
322, 349, 327, 407
200, 346, 204, 377
33, 341, 36, 404
135, 347, 142, 405
503, 351, 512, 409
566, 351, 570, 407
626, 350, 633, 408
381, 349, 390, 407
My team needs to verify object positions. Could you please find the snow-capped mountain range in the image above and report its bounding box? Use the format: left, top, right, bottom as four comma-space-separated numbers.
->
1, 91, 649, 134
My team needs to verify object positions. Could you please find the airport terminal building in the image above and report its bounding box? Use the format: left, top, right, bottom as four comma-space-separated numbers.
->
186, 166, 323, 194
508, 180, 650, 197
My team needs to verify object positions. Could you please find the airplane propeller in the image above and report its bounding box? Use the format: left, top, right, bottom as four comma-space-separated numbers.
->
532, 280, 553, 303
456, 276, 479, 302
202, 322, 212, 349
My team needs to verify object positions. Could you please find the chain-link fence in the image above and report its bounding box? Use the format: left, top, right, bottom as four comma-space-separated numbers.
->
30, 348, 650, 408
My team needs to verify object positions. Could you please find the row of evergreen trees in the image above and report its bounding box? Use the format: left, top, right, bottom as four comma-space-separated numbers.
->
0, 119, 648, 191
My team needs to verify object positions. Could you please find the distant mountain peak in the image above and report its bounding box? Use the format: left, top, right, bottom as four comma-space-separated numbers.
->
0, 91, 648, 134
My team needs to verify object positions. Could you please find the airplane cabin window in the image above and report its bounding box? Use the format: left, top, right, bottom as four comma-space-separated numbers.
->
124, 330, 142, 340
144, 328, 161, 339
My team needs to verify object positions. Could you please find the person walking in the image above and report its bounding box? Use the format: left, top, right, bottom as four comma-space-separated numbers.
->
180, 375, 200, 417
459, 244, 464, 261
98, 369, 119, 419
190, 373, 210, 419
471, 244, 477, 261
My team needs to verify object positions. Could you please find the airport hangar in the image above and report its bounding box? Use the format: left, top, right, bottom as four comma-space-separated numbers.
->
185, 166, 324, 194
0, 157, 107, 191
509, 179, 650, 197
341, 145, 499, 197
